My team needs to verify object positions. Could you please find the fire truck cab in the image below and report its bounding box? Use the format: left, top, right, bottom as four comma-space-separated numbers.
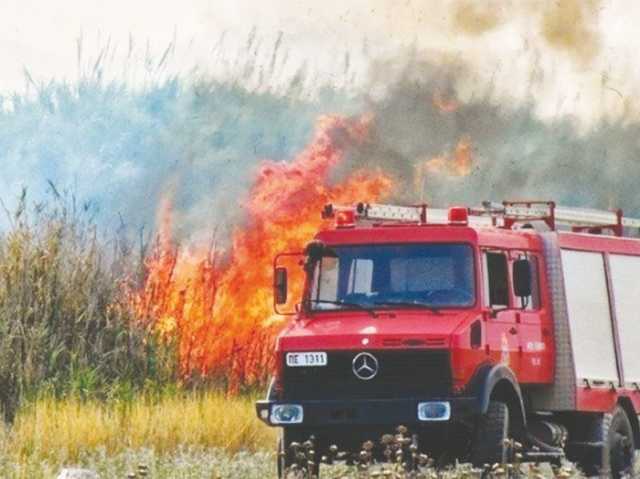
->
257, 201, 640, 477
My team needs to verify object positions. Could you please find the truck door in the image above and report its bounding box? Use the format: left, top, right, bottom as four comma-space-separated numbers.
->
483, 250, 520, 373
510, 252, 553, 383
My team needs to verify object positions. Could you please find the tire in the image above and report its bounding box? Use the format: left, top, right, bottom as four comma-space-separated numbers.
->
578, 406, 635, 479
470, 400, 510, 466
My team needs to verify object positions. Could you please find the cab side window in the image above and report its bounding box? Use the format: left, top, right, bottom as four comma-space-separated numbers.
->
522, 255, 541, 310
484, 252, 509, 308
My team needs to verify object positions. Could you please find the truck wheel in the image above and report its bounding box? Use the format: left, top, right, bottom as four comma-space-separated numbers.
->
470, 400, 509, 466
579, 406, 635, 478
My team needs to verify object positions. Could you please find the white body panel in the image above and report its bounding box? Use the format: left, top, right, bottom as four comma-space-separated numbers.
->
609, 254, 640, 386
561, 249, 618, 383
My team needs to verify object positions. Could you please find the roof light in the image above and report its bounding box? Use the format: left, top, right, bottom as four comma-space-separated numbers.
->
321, 204, 334, 219
448, 206, 468, 225
336, 208, 356, 228
360, 203, 423, 222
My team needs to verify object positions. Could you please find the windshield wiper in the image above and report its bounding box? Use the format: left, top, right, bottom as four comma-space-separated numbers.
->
373, 301, 441, 314
308, 299, 378, 317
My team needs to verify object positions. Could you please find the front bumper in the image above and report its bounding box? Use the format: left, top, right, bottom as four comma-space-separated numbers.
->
256, 397, 480, 427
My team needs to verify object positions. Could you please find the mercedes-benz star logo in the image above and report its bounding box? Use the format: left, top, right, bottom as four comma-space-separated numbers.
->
352, 352, 379, 380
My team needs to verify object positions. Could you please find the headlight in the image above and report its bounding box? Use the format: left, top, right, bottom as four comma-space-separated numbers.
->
417, 401, 451, 421
271, 404, 304, 424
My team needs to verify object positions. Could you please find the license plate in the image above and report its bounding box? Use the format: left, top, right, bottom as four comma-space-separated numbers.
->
286, 352, 327, 367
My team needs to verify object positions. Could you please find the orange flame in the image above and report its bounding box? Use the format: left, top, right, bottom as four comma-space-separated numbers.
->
131, 115, 394, 390
424, 137, 473, 176
432, 91, 460, 113
415, 137, 473, 196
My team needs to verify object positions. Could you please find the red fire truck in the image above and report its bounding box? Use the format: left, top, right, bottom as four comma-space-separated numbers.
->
256, 201, 640, 477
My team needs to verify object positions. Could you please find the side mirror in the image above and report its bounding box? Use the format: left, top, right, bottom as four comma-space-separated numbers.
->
304, 240, 326, 260
513, 259, 532, 297
274, 267, 288, 305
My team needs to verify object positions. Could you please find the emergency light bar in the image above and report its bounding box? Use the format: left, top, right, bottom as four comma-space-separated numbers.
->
358, 203, 426, 223
324, 203, 479, 227
357, 203, 488, 226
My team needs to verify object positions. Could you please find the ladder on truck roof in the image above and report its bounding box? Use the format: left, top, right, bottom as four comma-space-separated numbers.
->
322, 201, 640, 237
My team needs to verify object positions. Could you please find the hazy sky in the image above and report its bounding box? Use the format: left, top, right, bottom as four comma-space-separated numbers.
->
3, 1, 640, 230
2, 1, 640, 127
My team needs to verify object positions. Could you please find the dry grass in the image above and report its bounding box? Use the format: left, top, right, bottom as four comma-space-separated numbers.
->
0, 393, 624, 478
0, 392, 276, 465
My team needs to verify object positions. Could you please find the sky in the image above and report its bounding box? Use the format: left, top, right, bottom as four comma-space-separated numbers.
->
2, 0, 640, 128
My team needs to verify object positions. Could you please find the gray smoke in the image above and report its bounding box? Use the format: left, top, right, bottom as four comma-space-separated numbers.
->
338, 55, 640, 216
2, 40, 640, 239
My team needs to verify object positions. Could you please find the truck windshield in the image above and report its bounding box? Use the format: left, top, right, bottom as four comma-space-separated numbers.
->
308, 244, 475, 311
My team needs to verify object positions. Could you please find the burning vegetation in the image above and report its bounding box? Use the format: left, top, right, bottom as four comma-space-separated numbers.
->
131, 115, 394, 390
414, 138, 474, 198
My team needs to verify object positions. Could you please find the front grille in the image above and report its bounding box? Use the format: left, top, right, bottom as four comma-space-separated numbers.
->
282, 350, 452, 400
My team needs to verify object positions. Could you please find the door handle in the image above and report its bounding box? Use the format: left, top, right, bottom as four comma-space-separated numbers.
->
509, 327, 518, 335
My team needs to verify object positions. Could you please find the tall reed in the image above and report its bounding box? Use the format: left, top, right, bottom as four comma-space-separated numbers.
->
0, 190, 175, 421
